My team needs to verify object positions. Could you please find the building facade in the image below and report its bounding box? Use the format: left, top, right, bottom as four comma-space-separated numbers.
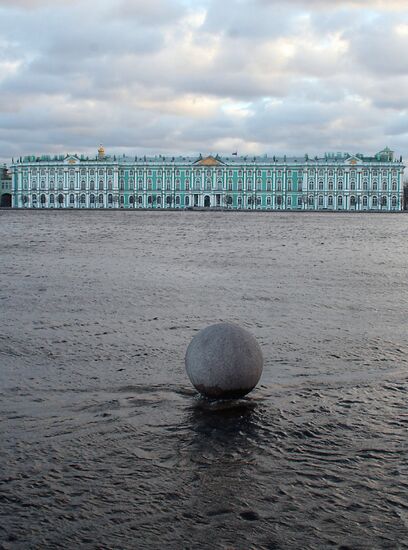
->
0, 164, 12, 207
9, 147, 404, 211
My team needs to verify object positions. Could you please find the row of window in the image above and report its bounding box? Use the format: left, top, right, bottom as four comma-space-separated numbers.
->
24, 193, 399, 208
21, 167, 401, 178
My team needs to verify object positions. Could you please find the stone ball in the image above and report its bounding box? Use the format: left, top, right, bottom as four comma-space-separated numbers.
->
185, 323, 263, 399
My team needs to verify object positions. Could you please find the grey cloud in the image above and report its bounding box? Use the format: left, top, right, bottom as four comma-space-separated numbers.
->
0, 0, 408, 162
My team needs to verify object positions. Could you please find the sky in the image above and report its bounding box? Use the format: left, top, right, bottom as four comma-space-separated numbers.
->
1, 0, 408, 161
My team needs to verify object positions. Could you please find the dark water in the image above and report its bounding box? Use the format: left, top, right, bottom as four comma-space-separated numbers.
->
1, 211, 408, 549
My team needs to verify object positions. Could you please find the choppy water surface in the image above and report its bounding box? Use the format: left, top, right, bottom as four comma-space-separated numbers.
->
1, 211, 408, 549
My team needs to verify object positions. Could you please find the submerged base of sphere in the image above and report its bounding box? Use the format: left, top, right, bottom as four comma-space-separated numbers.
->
185, 323, 263, 399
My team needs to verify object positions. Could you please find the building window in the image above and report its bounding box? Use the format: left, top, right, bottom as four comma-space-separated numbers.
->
49, 194, 54, 205
90, 194, 95, 204
350, 196, 356, 207
318, 195, 323, 206
108, 194, 113, 204
338, 196, 343, 207
80, 194, 86, 205
372, 196, 378, 207
185, 196, 189, 206
297, 196, 303, 206
287, 196, 292, 206
328, 195, 333, 206
69, 194, 75, 205
381, 196, 387, 207
99, 194, 104, 205
81, 181, 86, 190
308, 195, 314, 206
392, 196, 397, 207
363, 196, 368, 207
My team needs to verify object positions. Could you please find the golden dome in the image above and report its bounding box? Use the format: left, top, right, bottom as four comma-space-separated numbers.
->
98, 145, 105, 154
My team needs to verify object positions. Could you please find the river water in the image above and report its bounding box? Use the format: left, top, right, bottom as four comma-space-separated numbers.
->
1, 211, 408, 549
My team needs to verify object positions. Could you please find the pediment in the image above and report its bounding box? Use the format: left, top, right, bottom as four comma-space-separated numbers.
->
64, 155, 80, 165
194, 155, 225, 166
346, 155, 362, 165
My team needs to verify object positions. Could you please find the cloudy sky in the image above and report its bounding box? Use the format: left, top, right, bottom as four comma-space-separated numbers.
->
1, 0, 408, 161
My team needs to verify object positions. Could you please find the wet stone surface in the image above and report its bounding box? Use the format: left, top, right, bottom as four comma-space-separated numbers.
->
0, 211, 408, 549
185, 322, 263, 398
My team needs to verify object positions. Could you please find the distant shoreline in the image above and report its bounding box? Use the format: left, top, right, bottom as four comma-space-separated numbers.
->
0, 208, 406, 214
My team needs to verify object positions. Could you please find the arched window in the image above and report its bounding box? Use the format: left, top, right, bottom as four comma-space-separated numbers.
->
69, 194, 75, 205
99, 180, 104, 190
90, 194, 95, 204
328, 195, 333, 206
49, 194, 54, 205
120, 195, 124, 206
392, 181, 397, 191
363, 196, 368, 207
381, 196, 387, 207
350, 196, 356, 207
148, 195, 152, 205
108, 194, 113, 204
98, 194, 104, 205
391, 195, 397, 207
80, 194, 86, 205
267, 196, 271, 205
108, 181, 113, 191
129, 195, 134, 206
138, 196, 143, 205
372, 196, 378, 207
382, 181, 388, 191
58, 194, 64, 206
40, 194, 46, 206
338, 196, 343, 207
308, 195, 314, 206
157, 195, 161, 205
185, 196, 189, 206
81, 181, 86, 190
176, 196, 180, 205
318, 195, 324, 206
90, 181, 95, 190
166, 196, 172, 206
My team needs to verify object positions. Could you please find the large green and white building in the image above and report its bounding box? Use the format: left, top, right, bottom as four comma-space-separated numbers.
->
9, 146, 404, 211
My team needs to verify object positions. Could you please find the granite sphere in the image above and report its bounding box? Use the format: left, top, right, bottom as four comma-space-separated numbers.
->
185, 323, 263, 398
